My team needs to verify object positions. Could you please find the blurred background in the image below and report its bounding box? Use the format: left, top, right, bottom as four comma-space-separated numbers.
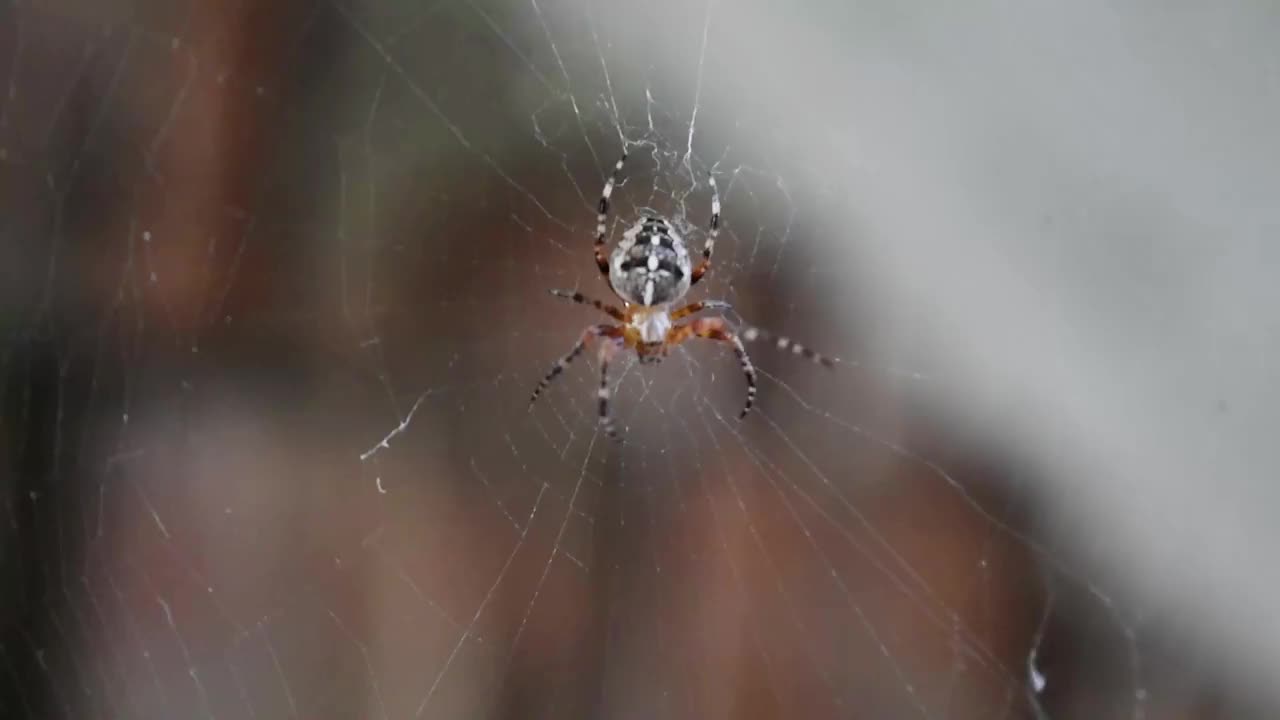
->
2, 0, 1278, 718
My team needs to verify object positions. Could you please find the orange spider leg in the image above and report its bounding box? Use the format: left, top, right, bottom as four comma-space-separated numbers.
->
670, 299, 730, 322
529, 324, 624, 405
668, 316, 758, 419
547, 289, 627, 322
620, 324, 643, 349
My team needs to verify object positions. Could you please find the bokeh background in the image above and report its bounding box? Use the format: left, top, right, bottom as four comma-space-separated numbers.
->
2, 1, 1278, 718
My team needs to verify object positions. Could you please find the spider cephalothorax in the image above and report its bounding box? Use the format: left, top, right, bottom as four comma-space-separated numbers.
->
530, 150, 836, 438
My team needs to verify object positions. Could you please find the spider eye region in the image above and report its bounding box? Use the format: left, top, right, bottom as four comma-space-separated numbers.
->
609, 217, 693, 306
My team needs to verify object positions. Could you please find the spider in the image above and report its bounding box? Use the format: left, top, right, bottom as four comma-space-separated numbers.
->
529, 150, 836, 438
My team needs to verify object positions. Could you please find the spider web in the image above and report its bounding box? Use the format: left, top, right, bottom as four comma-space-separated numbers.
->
2, 0, 1278, 718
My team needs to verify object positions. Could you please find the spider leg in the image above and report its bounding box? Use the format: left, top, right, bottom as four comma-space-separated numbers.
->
548, 289, 627, 322
670, 299, 730, 321
595, 150, 628, 276
597, 343, 621, 439
677, 316, 757, 419
530, 324, 622, 406
740, 325, 838, 367
689, 174, 720, 286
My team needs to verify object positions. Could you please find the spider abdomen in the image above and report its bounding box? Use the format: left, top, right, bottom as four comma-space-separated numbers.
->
609, 216, 693, 306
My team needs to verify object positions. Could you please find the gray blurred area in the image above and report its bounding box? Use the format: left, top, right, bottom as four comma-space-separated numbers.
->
2, 0, 1278, 718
